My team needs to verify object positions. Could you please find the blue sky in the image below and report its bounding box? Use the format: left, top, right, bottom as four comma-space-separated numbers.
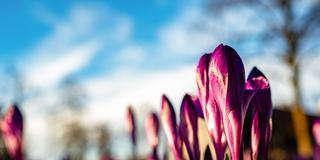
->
0, 0, 181, 63
0, 0, 320, 159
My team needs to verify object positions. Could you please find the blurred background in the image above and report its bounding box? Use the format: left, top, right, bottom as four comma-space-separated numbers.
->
0, 0, 320, 159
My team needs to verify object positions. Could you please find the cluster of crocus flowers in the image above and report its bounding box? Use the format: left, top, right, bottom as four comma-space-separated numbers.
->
126, 43, 273, 160
195, 44, 273, 160
1, 104, 24, 160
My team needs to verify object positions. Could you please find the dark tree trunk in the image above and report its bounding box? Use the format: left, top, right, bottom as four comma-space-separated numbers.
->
284, 29, 313, 157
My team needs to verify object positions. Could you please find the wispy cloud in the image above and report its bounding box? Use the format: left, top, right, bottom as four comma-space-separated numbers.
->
28, 42, 100, 88
21, 3, 133, 89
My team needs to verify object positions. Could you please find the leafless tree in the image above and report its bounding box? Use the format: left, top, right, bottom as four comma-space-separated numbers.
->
93, 124, 112, 159
62, 121, 88, 160
59, 76, 88, 160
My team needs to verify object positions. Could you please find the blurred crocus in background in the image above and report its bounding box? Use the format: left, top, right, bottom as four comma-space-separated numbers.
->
313, 119, 320, 159
126, 106, 137, 159
179, 94, 200, 159
196, 53, 227, 160
208, 44, 255, 160
160, 95, 182, 159
145, 112, 160, 160
1, 104, 24, 160
246, 67, 273, 160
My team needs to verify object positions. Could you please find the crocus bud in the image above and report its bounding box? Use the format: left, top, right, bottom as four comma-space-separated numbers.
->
160, 94, 182, 159
179, 94, 200, 159
1, 104, 24, 160
145, 112, 160, 160
196, 49, 226, 160
126, 106, 136, 146
246, 67, 272, 160
208, 44, 255, 160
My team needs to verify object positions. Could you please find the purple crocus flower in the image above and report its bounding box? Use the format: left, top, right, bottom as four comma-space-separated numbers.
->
196, 50, 227, 160
179, 94, 200, 159
246, 67, 272, 160
160, 94, 182, 159
1, 104, 24, 160
208, 44, 255, 160
145, 112, 160, 160
126, 106, 137, 157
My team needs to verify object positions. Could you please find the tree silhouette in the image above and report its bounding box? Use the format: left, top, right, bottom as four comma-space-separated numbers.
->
59, 76, 88, 160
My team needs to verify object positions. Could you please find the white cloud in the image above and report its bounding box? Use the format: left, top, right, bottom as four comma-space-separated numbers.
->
28, 42, 100, 88
114, 45, 146, 64
157, 7, 218, 57
82, 65, 196, 124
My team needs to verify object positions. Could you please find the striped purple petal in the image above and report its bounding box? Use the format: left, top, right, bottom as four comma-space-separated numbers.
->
179, 94, 200, 159
208, 44, 253, 160
196, 53, 211, 116
246, 67, 272, 160
196, 50, 227, 160
160, 94, 182, 159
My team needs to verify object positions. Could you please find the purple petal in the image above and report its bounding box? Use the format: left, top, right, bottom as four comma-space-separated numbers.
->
1, 104, 24, 160
209, 44, 246, 118
208, 44, 246, 160
247, 67, 272, 160
196, 47, 227, 160
205, 100, 227, 160
179, 94, 200, 159
190, 96, 204, 119
160, 94, 182, 159
196, 53, 211, 116
126, 106, 136, 146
